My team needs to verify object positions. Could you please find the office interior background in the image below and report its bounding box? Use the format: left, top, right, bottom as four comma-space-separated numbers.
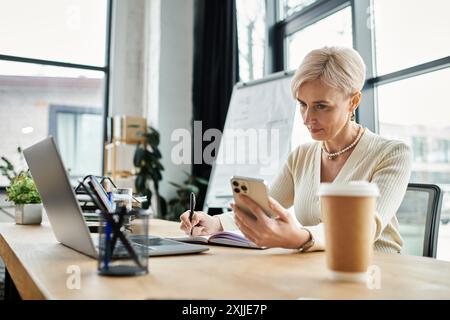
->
0, 0, 450, 297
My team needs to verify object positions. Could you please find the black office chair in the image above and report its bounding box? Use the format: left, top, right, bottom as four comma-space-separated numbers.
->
397, 183, 443, 258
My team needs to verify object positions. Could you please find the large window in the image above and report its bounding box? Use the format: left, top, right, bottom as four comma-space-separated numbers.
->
0, 0, 111, 186
279, 0, 320, 19
287, 6, 352, 70
372, 0, 450, 261
236, 0, 266, 82
0, 0, 107, 66
373, 0, 450, 75
50, 105, 103, 177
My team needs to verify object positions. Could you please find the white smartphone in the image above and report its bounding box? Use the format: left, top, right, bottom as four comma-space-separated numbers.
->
230, 176, 278, 220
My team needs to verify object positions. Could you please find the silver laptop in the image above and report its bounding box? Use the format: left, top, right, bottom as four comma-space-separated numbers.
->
23, 137, 209, 258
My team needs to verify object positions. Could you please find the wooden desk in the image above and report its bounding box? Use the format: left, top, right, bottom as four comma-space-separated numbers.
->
1, 219, 450, 300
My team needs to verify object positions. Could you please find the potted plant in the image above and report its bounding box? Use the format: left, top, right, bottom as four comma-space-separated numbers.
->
134, 126, 167, 217
6, 172, 43, 225
167, 171, 208, 221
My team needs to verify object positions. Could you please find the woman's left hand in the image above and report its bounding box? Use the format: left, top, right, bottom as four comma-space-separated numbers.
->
231, 195, 310, 249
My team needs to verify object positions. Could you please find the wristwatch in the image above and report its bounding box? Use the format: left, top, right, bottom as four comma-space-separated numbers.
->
298, 228, 315, 252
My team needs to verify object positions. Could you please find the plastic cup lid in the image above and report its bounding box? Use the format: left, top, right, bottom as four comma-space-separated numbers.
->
318, 181, 379, 197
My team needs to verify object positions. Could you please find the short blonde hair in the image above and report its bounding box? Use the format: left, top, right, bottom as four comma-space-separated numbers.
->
291, 46, 366, 98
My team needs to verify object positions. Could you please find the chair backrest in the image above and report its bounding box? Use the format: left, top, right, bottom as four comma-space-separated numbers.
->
397, 183, 443, 258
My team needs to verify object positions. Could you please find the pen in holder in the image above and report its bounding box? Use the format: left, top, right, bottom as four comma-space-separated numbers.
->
97, 206, 150, 276
80, 176, 149, 276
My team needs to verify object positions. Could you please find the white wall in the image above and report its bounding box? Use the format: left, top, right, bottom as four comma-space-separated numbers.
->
109, 0, 146, 117
110, 0, 194, 201
147, 0, 194, 201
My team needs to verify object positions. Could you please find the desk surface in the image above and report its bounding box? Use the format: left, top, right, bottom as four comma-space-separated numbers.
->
1, 219, 450, 300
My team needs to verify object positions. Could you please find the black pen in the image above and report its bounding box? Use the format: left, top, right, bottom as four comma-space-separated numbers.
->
189, 192, 196, 236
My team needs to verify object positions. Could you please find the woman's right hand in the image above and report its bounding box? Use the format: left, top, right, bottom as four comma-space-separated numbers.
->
179, 211, 223, 236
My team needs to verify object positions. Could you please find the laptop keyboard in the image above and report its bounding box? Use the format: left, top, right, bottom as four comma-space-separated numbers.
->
96, 235, 187, 258
130, 236, 182, 246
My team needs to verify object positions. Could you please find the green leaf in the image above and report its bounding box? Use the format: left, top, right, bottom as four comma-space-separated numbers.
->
169, 182, 183, 189
139, 189, 152, 210
145, 188, 153, 199
150, 170, 162, 182
184, 184, 199, 194
195, 177, 209, 185
156, 160, 164, 171
147, 131, 160, 146
141, 200, 150, 210
134, 148, 145, 167
1, 157, 14, 171
144, 150, 157, 163
152, 147, 162, 159
183, 170, 190, 176
135, 174, 146, 192
6, 173, 41, 204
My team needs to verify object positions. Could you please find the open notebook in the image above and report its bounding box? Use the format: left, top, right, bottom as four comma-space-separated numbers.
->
167, 230, 264, 249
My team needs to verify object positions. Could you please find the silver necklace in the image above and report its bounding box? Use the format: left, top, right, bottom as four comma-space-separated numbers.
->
322, 125, 364, 160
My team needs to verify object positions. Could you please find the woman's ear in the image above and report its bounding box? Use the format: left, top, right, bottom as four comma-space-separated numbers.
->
350, 91, 362, 113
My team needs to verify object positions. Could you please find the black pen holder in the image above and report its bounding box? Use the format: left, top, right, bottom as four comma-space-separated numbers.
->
97, 207, 150, 276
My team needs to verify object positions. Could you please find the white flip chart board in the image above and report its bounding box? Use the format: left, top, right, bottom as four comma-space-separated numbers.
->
203, 71, 297, 212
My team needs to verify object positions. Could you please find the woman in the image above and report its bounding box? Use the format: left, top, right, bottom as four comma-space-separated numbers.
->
180, 46, 412, 253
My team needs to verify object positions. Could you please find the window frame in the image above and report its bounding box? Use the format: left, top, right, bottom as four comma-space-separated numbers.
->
0, 0, 113, 186
48, 104, 103, 179
266, 0, 450, 133
48, 104, 103, 140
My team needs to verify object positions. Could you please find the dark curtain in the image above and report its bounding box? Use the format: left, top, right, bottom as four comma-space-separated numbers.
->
192, 0, 239, 211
